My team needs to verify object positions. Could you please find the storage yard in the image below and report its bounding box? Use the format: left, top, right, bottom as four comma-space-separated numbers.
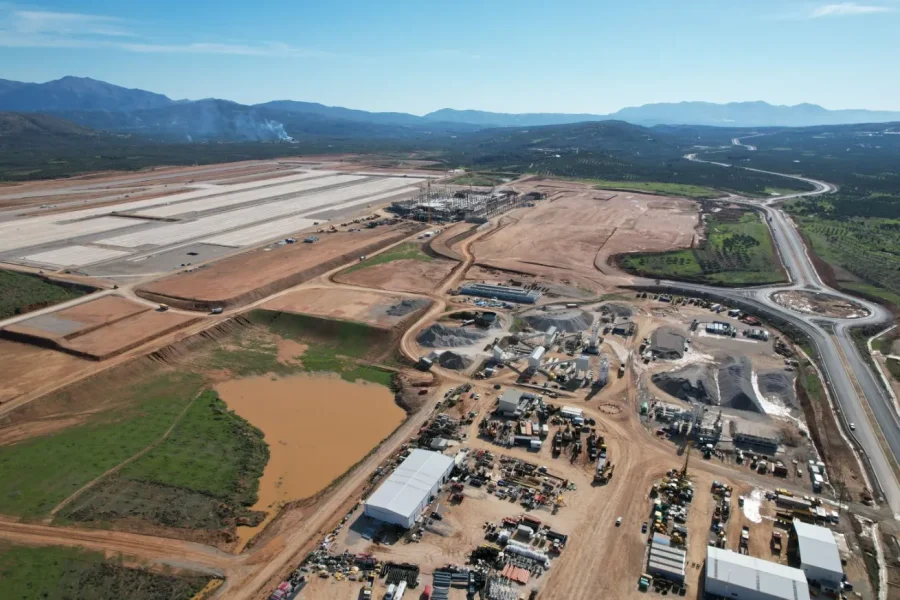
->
0, 160, 891, 600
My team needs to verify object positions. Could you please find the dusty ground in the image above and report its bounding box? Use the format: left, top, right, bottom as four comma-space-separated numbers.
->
771, 290, 870, 319
468, 179, 698, 288
0, 161, 295, 210
0, 340, 92, 407
335, 258, 457, 295
65, 310, 198, 359
139, 224, 422, 310
262, 287, 430, 328
4, 295, 148, 340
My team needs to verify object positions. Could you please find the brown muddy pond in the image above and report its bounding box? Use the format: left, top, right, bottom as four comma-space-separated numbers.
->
216, 373, 405, 549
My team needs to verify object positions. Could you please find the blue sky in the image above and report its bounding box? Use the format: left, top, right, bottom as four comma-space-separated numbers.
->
1, 0, 898, 114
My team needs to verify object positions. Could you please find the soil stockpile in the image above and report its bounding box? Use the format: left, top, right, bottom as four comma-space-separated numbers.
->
717, 356, 763, 413
757, 371, 797, 408
417, 324, 487, 348
651, 364, 716, 404
522, 308, 593, 333
387, 299, 429, 317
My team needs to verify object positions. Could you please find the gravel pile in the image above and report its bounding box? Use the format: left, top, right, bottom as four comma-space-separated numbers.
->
522, 308, 594, 333
651, 364, 716, 404
387, 298, 429, 317
717, 356, 763, 413
757, 371, 797, 408
437, 351, 472, 370
418, 324, 487, 348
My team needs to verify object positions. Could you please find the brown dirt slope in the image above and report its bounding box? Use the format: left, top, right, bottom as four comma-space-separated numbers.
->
138, 224, 424, 311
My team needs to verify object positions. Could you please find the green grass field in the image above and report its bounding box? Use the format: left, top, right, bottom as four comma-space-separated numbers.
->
619, 211, 785, 285
341, 242, 432, 275
118, 391, 267, 505
0, 372, 204, 517
0, 543, 210, 600
0, 269, 88, 319
587, 179, 721, 199
790, 215, 900, 309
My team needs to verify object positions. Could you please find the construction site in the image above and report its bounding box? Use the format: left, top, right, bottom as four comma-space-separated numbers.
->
0, 164, 892, 600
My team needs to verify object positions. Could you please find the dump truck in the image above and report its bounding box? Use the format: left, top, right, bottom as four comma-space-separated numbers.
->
771, 531, 783, 554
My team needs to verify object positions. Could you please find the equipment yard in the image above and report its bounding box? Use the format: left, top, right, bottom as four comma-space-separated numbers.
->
0, 159, 895, 600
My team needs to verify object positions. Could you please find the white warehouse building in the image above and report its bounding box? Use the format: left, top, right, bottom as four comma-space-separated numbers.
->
364, 449, 455, 528
793, 520, 844, 592
705, 547, 810, 600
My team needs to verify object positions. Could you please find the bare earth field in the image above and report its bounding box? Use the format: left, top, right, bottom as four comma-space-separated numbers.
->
138, 223, 423, 311
4, 296, 148, 341
65, 310, 199, 359
0, 161, 293, 209
471, 179, 699, 288
262, 288, 430, 328
0, 340, 90, 406
335, 258, 456, 295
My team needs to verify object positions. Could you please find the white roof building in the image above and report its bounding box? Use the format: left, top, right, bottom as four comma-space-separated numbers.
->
497, 389, 522, 414
793, 520, 843, 590
364, 449, 455, 528
705, 547, 810, 600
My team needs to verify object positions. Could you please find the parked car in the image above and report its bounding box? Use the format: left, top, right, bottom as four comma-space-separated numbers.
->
616, 517, 622, 527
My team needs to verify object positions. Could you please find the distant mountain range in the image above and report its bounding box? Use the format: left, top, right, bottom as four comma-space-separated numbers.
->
1, 76, 899, 142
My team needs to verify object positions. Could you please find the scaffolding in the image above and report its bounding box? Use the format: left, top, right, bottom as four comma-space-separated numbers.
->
388, 185, 524, 223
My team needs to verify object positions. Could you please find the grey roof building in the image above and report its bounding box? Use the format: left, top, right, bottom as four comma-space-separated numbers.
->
792, 520, 843, 590
705, 547, 810, 600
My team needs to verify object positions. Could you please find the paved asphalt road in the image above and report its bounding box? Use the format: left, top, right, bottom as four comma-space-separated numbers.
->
667, 149, 900, 516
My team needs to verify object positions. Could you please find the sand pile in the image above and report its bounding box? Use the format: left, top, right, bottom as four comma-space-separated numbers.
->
522, 308, 593, 333
387, 298, 429, 317
651, 364, 715, 404
418, 324, 487, 348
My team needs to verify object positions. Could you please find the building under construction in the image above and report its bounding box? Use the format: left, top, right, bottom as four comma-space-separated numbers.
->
388, 185, 524, 223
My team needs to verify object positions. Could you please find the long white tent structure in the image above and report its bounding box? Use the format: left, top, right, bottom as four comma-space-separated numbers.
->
364, 449, 454, 528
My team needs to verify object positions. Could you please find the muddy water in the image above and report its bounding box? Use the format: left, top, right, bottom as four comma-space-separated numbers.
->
216, 374, 405, 549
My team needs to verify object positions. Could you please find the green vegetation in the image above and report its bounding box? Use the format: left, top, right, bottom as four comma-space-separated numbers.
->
786, 197, 900, 309
618, 210, 786, 286
62, 390, 268, 530
887, 357, 900, 381
0, 372, 204, 517
587, 179, 720, 199
119, 391, 267, 505
246, 310, 396, 385
0, 543, 210, 600
447, 171, 510, 187
0, 269, 88, 319
342, 242, 432, 275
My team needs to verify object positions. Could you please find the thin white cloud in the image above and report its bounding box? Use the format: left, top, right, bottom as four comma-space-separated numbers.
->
809, 3, 896, 18
12, 9, 133, 37
0, 4, 341, 58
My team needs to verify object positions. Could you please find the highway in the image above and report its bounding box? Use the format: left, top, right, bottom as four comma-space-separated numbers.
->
671, 149, 900, 516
